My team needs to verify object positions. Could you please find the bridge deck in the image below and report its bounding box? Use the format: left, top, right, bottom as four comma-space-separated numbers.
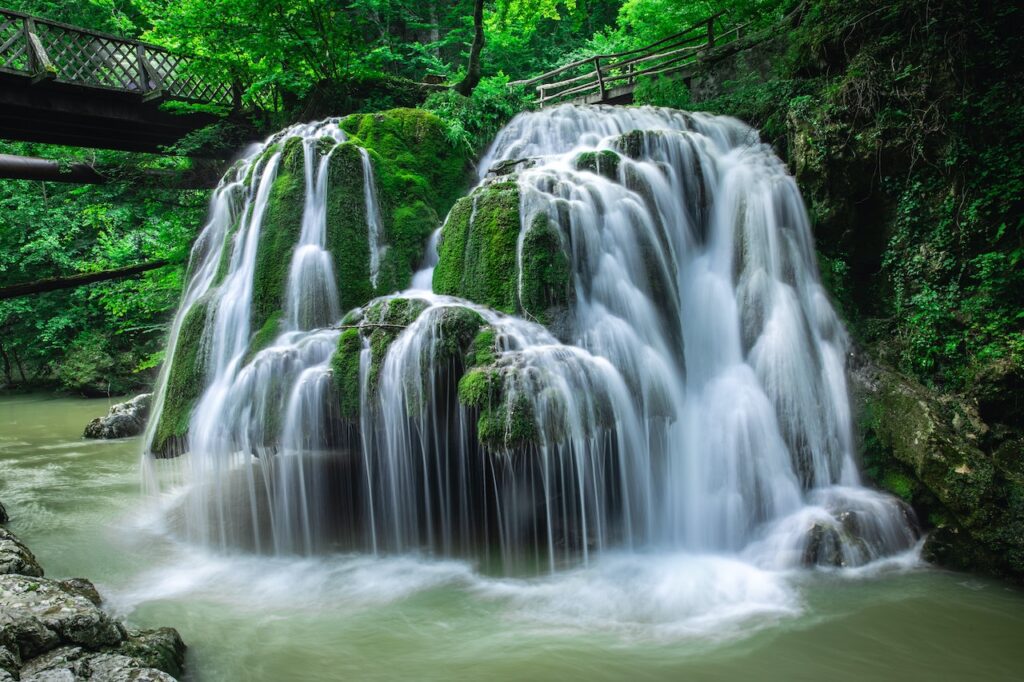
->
0, 7, 235, 153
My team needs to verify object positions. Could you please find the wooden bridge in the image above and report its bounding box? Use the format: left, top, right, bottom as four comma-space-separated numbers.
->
509, 11, 747, 107
0, 6, 236, 153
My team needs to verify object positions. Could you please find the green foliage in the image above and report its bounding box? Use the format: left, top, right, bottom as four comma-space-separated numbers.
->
55, 331, 117, 394
632, 75, 691, 110
423, 76, 532, 156
0, 140, 207, 391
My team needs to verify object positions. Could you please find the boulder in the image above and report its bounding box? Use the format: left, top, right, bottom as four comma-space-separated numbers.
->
0, 527, 187, 680
83, 394, 151, 440
0, 528, 43, 578
0, 575, 125, 650
851, 352, 1024, 581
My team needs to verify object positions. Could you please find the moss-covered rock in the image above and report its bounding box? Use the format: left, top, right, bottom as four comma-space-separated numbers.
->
340, 108, 468, 215
334, 108, 472, 297
851, 353, 1024, 581
574, 149, 621, 179
330, 328, 363, 421
433, 181, 522, 313
152, 297, 211, 457
250, 136, 306, 335
324, 142, 374, 310
520, 213, 572, 324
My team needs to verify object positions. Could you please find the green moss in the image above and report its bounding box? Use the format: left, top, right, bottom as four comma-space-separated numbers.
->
152, 297, 211, 455
324, 143, 374, 310
364, 297, 429, 394
211, 214, 242, 287
250, 137, 305, 333
323, 109, 472, 297
457, 367, 498, 408
330, 328, 364, 420
520, 213, 572, 323
244, 310, 282, 365
574, 149, 621, 179
433, 182, 522, 313
466, 327, 497, 367
373, 199, 437, 295
879, 470, 915, 502
340, 108, 469, 214
433, 307, 485, 364
477, 393, 538, 451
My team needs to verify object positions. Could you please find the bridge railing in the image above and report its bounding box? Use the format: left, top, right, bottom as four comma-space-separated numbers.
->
0, 7, 234, 107
509, 11, 748, 106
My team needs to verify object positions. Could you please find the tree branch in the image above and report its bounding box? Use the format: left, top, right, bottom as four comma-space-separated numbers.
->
0, 260, 172, 300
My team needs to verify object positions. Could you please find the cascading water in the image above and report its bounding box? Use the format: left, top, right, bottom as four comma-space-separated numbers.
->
146, 104, 917, 576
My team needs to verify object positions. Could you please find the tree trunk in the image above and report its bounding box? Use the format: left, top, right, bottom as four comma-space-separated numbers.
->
11, 347, 27, 384
0, 342, 14, 386
454, 0, 485, 96
0, 260, 171, 300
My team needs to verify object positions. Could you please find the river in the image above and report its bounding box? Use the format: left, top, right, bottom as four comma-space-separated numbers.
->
2, 393, 1023, 680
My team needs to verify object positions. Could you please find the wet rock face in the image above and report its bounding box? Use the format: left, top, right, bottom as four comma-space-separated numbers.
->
851, 352, 1024, 582
83, 393, 152, 439
0, 525, 186, 681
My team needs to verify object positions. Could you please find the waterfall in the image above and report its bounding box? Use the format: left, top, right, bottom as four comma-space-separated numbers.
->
359, 148, 387, 288
146, 105, 917, 572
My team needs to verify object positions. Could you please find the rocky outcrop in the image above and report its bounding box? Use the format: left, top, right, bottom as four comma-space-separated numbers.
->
83, 394, 152, 439
850, 353, 1024, 582
0, 519, 186, 680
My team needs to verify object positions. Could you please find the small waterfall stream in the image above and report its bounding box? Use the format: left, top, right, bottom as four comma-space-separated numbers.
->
146, 105, 917, 574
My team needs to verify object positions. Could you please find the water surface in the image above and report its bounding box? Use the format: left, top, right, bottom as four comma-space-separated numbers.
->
2, 394, 1022, 681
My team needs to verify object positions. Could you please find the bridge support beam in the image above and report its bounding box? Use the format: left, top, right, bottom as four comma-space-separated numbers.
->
0, 154, 105, 184
0, 153, 221, 188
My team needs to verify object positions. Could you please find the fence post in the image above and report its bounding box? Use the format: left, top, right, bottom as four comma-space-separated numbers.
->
24, 18, 55, 82
594, 56, 606, 101
706, 18, 715, 48
135, 44, 147, 93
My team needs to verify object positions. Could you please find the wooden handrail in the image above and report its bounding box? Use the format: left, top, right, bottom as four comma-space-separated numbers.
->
509, 9, 728, 87
514, 9, 747, 107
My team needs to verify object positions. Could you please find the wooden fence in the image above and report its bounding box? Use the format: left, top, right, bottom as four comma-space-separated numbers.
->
509, 11, 749, 106
0, 6, 235, 106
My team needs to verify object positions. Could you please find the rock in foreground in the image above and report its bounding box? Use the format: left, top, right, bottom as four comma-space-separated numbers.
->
0, 519, 185, 680
83, 393, 151, 439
